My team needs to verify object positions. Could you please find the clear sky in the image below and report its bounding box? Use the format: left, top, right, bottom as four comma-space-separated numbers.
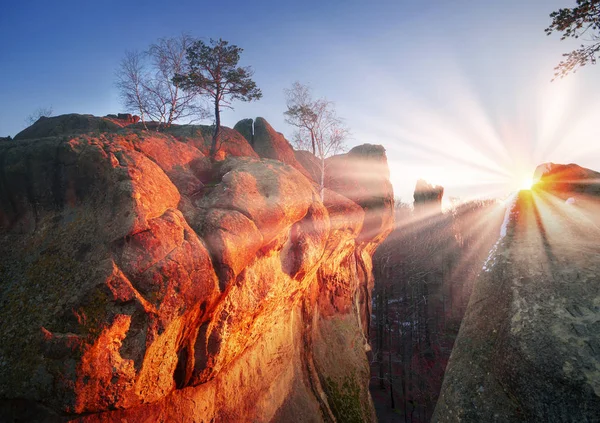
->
1, 0, 599, 203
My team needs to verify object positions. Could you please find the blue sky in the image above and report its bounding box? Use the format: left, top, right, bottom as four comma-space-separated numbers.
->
1, 0, 599, 202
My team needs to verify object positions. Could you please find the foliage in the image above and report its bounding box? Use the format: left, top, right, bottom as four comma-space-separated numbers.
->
116, 34, 207, 130
174, 38, 262, 159
325, 375, 366, 423
546, 0, 600, 78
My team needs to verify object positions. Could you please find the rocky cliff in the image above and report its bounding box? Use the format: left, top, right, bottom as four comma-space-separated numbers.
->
433, 163, 600, 422
0, 114, 393, 422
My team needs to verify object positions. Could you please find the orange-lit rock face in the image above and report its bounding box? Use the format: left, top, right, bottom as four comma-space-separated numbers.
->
533, 162, 600, 198
0, 118, 393, 422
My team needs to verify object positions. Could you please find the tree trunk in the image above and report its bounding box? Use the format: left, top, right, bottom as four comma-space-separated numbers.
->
211, 99, 220, 160
320, 153, 325, 201
310, 130, 316, 156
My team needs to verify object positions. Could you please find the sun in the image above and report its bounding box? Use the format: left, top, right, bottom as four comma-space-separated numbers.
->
520, 177, 534, 190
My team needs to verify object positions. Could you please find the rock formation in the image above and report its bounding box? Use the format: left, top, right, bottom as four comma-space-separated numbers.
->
0, 116, 393, 422
295, 150, 321, 184
413, 179, 444, 213
233, 118, 254, 146
433, 164, 600, 422
237, 117, 314, 180
533, 162, 600, 197
325, 144, 395, 248
14, 114, 126, 140
165, 124, 259, 161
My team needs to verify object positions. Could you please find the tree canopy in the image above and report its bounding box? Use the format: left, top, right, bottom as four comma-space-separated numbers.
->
546, 0, 600, 78
174, 38, 262, 159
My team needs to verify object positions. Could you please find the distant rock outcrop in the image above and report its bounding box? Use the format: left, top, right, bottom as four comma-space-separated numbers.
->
433, 164, 600, 422
0, 116, 393, 422
413, 179, 444, 213
325, 144, 394, 249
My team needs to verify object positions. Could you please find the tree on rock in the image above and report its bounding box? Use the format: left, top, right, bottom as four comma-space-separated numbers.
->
174, 38, 262, 159
546, 0, 600, 78
284, 82, 349, 198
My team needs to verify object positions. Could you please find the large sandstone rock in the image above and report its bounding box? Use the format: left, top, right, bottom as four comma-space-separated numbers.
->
233, 118, 254, 145
165, 124, 258, 161
14, 114, 127, 140
0, 118, 394, 422
248, 117, 313, 180
433, 168, 600, 422
295, 149, 321, 183
414, 179, 444, 213
533, 162, 600, 197
325, 144, 394, 251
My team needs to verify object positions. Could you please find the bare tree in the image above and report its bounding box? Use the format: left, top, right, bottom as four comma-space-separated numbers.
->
284, 82, 349, 199
116, 51, 149, 129
115, 34, 207, 130
147, 35, 206, 127
25, 106, 53, 126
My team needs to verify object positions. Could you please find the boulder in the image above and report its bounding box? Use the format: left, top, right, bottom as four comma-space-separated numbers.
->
294, 149, 321, 183
115, 113, 140, 123
165, 124, 258, 161
433, 179, 600, 422
233, 118, 254, 145
251, 117, 313, 180
0, 116, 394, 422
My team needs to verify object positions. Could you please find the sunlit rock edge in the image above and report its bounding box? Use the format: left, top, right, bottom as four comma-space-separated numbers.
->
433, 164, 600, 422
0, 114, 394, 422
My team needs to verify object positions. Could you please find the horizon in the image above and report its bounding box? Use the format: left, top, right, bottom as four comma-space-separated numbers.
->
2, 0, 600, 203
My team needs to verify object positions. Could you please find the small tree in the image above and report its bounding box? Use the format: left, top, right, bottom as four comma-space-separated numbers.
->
116, 50, 149, 129
115, 34, 207, 130
174, 38, 262, 159
25, 106, 53, 125
546, 0, 600, 78
284, 82, 349, 198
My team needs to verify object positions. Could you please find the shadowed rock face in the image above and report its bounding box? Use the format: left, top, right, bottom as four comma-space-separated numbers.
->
433, 166, 600, 423
14, 114, 127, 140
0, 119, 393, 422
